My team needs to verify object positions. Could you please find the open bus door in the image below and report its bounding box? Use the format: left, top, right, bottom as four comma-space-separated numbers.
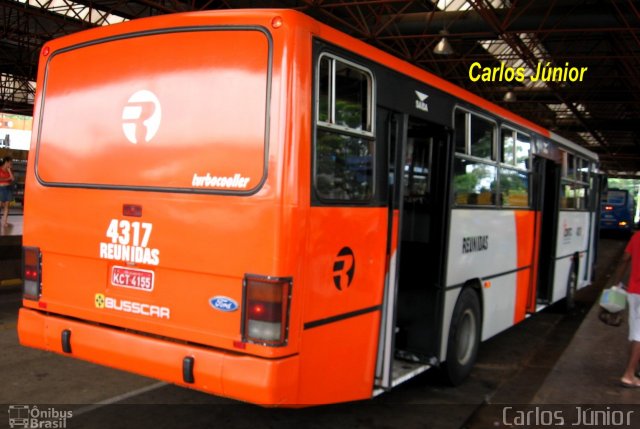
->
533, 156, 561, 306
590, 171, 607, 276
375, 111, 451, 390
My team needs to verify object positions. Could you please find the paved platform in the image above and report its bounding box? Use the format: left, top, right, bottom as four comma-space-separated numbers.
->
464, 240, 639, 428
0, 213, 22, 238
532, 283, 640, 405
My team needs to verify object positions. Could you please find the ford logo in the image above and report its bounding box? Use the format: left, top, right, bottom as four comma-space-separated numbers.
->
209, 296, 238, 312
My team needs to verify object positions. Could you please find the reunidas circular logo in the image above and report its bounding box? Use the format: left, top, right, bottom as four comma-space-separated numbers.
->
121, 90, 162, 144
333, 247, 355, 291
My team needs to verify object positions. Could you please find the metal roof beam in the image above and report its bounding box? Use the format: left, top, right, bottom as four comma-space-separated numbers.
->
381, 4, 636, 36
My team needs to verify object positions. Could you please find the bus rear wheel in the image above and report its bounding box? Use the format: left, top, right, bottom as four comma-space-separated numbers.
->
443, 287, 481, 386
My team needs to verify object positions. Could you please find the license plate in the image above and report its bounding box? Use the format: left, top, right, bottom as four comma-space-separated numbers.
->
111, 266, 155, 291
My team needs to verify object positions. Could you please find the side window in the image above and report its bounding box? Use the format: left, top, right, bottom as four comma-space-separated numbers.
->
515, 132, 531, 169
560, 151, 589, 210
318, 59, 330, 123
500, 168, 529, 207
564, 152, 576, 180
500, 128, 531, 207
314, 55, 374, 202
316, 132, 373, 200
453, 109, 497, 206
501, 129, 515, 165
334, 62, 371, 131
453, 158, 498, 205
454, 110, 467, 153
404, 133, 432, 201
578, 158, 589, 183
470, 115, 494, 160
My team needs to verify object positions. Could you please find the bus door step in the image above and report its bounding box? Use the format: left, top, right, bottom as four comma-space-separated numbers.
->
390, 358, 431, 389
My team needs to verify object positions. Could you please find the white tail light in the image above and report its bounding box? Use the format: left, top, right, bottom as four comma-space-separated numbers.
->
23, 247, 42, 300
242, 275, 292, 346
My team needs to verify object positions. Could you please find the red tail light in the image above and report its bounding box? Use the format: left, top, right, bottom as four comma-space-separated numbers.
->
242, 275, 292, 346
23, 247, 42, 300
604, 205, 614, 211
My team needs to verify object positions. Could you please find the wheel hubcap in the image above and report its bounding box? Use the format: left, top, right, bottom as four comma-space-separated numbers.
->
456, 309, 476, 365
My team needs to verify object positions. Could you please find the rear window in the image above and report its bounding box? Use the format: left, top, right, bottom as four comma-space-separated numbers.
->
35, 27, 271, 194
606, 190, 627, 205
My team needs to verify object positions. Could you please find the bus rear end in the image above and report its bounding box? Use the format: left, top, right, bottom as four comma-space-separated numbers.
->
18, 11, 305, 405
600, 188, 635, 233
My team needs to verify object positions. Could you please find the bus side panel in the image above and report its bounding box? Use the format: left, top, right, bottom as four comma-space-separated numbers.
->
527, 210, 543, 313
552, 211, 591, 303
481, 274, 518, 338
586, 211, 598, 281
298, 312, 381, 403
445, 209, 517, 342
514, 211, 536, 323
443, 209, 537, 350
298, 206, 387, 403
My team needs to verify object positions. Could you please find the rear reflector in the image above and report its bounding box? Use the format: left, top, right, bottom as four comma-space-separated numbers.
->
242, 274, 292, 347
123, 204, 143, 217
22, 247, 42, 301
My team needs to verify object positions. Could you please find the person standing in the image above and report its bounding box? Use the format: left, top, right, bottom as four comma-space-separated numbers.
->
0, 156, 14, 228
612, 231, 640, 387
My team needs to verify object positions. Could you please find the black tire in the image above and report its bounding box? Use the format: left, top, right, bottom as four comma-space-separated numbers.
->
443, 288, 481, 386
565, 256, 578, 311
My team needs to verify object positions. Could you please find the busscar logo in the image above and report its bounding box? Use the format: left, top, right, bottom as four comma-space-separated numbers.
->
94, 293, 105, 309
121, 90, 162, 144
94, 293, 170, 319
415, 90, 429, 112
333, 247, 355, 291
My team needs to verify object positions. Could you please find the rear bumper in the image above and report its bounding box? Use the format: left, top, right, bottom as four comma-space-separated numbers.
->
18, 308, 299, 405
600, 222, 632, 231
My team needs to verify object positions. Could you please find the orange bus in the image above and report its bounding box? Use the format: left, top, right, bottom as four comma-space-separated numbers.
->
18, 9, 601, 405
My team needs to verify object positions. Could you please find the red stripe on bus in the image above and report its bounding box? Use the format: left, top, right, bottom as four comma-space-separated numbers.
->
514, 211, 536, 323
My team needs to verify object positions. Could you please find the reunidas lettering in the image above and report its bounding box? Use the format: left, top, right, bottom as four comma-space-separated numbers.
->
99, 219, 160, 265
462, 235, 489, 254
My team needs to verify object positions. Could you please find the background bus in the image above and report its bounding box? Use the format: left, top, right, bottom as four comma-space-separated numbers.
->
600, 188, 635, 234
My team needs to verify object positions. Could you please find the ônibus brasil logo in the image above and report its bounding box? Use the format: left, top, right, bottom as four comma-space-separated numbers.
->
7, 405, 73, 428
121, 90, 162, 144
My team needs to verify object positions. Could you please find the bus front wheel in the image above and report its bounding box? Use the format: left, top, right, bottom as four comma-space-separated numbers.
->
443, 287, 481, 386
